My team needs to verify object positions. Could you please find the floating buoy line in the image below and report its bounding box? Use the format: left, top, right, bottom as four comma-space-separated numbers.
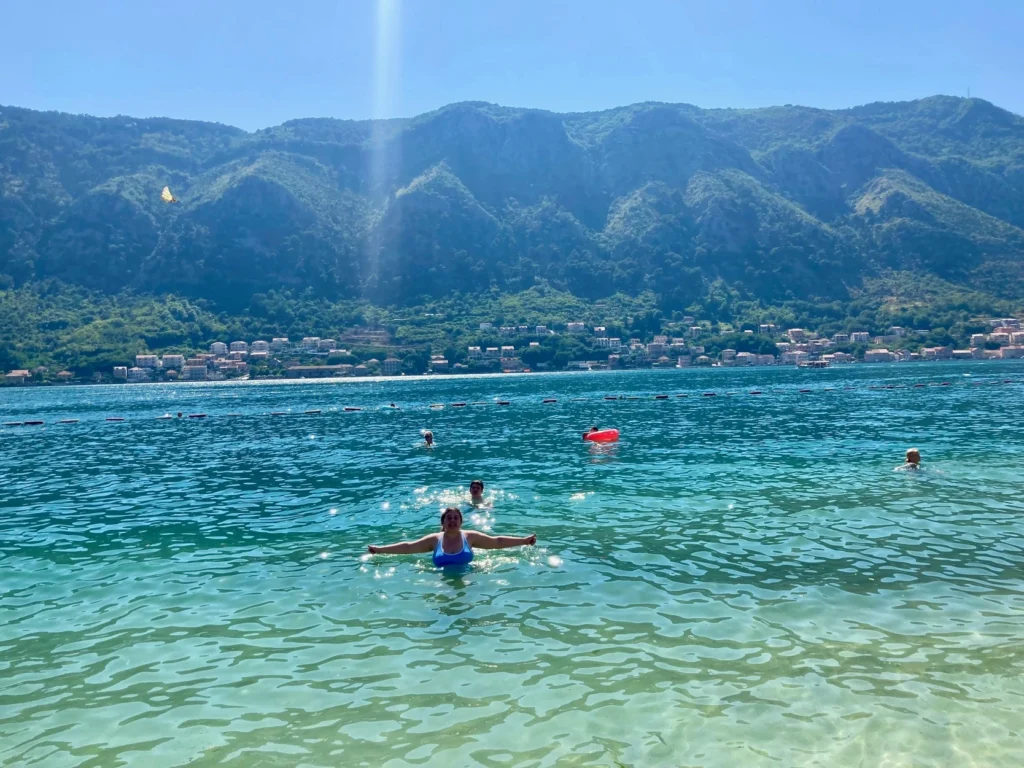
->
1, 378, 1019, 428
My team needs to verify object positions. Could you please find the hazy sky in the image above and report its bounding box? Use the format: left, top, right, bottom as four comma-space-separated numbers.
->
2, 0, 1020, 130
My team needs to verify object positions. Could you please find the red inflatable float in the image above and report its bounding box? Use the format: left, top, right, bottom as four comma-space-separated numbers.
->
584, 428, 619, 443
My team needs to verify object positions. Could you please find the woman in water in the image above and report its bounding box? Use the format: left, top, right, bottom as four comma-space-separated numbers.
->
423, 430, 434, 448
367, 507, 536, 567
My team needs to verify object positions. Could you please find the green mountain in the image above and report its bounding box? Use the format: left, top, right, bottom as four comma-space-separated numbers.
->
1, 97, 1023, 372
4, 96, 1024, 305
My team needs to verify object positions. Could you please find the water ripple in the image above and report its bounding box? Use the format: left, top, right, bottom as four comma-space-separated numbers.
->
2, 362, 1024, 767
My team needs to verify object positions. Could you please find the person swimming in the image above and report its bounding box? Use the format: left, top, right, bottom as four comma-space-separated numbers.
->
367, 507, 536, 567
583, 426, 599, 439
469, 479, 486, 507
423, 430, 434, 448
897, 447, 921, 471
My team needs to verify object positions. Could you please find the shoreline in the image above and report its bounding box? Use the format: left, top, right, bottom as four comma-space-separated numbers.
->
3, 357, 1022, 390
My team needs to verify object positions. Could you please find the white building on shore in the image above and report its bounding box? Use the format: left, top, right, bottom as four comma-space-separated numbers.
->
161, 354, 185, 369
864, 349, 895, 363
182, 365, 208, 381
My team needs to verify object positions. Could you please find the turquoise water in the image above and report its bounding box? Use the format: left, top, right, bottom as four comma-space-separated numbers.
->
2, 363, 1024, 767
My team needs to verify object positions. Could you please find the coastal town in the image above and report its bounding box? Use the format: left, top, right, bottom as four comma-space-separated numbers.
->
4, 316, 1023, 385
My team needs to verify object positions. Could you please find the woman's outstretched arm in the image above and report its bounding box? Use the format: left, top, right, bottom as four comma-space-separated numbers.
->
465, 531, 537, 550
367, 534, 438, 555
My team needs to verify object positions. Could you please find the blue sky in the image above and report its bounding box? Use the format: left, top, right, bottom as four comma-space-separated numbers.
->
2, 0, 1020, 130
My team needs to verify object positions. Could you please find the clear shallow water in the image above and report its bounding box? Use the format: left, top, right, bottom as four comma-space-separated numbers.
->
2, 362, 1024, 767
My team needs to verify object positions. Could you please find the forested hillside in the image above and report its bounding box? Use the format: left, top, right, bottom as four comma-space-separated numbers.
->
1, 96, 1023, 370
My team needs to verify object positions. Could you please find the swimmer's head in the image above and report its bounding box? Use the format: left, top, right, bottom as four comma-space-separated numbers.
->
906, 448, 921, 465
583, 425, 599, 438
469, 479, 484, 500
440, 507, 463, 531
424, 430, 434, 445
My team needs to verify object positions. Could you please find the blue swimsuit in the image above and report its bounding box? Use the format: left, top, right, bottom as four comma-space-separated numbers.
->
433, 534, 473, 567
